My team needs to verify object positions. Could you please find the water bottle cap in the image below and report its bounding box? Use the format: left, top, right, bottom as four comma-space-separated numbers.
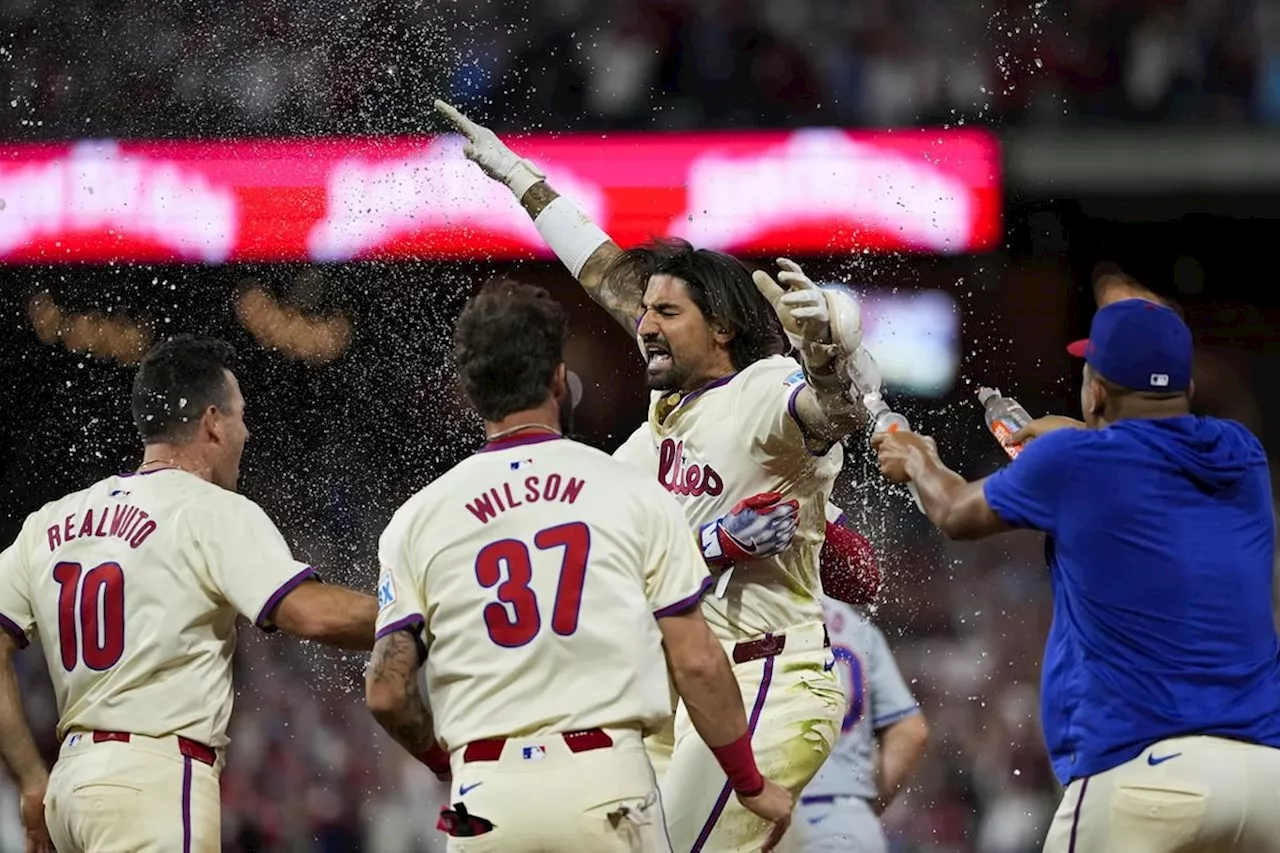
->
977, 387, 1000, 405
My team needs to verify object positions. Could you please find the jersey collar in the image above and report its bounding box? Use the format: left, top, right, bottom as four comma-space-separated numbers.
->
477, 433, 563, 453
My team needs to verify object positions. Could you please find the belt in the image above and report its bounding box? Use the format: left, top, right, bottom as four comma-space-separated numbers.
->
733, 626, 830, 665
462, 728, 613, 763
800, 794, 856, 805
91, 731, 217, 767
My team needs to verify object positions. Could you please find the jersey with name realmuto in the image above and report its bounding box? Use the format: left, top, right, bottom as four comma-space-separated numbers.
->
0, 468, 313, 747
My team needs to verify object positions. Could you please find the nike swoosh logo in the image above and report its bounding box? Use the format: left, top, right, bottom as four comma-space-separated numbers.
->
459, 782, 482, 795
1147, 752, 1181, 766
807, 814, 829, 825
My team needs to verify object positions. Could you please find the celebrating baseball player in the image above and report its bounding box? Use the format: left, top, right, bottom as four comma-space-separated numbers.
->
0, 335, 378, 853
365, 278, 795, 852
796, 505, 928, 853
436, 99, 879, 852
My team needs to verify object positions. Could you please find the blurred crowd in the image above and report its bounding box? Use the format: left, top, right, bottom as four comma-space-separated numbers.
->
2, 0, 1279, 139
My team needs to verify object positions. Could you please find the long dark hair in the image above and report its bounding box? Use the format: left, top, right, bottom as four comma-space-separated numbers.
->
608, 238, 786, 370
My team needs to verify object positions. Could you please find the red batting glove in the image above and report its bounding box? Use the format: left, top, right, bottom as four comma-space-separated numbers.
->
820, 520, 881, 605
699, 492, 800, 566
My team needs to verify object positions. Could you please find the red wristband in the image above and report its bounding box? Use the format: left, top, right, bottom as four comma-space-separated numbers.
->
711, 732, 764, 797
416, 742, 451, 778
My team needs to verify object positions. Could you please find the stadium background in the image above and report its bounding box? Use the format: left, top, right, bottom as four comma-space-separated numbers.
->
1, 0, 1280, 850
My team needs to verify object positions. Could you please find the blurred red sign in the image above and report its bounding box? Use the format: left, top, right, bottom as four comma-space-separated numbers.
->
0, 130, 1000, 263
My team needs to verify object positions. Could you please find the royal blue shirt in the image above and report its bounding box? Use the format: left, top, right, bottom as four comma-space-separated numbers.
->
982, 416, 1280, 783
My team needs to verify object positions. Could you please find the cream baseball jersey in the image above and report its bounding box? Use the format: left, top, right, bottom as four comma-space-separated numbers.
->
0, 468, 315, 747
638, 354, 843, 642
375, 433, 712, 751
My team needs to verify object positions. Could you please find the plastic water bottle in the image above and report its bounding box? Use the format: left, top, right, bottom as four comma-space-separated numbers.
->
977, 387, 1033, 459
865, 393, 925, 513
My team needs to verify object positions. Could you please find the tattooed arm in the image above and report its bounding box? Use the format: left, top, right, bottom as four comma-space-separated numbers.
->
517, 183, 641, 332
434, 100, 644, 333
365, 629, 438, 759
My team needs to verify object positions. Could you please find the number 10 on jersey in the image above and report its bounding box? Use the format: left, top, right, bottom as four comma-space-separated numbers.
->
53, 561, 126, 671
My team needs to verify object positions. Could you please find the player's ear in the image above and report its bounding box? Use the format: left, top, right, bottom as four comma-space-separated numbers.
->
710, 320, 735, 346
551, 363, 568, 403
201, 404, 225, 444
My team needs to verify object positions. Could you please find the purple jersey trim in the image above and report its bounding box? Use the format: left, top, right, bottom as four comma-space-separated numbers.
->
376, 613, 426, 642
254, 566, 317, 628
653, 575, 715, 618
0, 613, 29, 649
477, 433, 563, 453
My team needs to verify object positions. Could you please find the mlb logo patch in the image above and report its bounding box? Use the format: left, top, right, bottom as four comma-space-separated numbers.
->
510, 458, 534, 471
68, 734, 82, 748
1150, 373, 1170, 387
783, 369, 805, 387
376, 571, 396, 610
521, 745, 546, 761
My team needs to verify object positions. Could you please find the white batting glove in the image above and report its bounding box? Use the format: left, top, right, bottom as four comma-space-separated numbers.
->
752, 259, 863, 371
434, 99, 546, 200
699, 492, 800, 566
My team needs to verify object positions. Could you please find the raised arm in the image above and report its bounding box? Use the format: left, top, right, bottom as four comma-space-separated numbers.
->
434, 100, 644, 332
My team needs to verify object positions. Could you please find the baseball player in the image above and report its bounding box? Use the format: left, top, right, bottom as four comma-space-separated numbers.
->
0, 335, 379, 853
796, 505, 928, 853
874, 299, 1280, 852
437, 101, 879, 852
364, 279, 795, 853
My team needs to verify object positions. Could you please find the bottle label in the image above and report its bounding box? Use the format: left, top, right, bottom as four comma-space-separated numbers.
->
990, 420, 1023, 458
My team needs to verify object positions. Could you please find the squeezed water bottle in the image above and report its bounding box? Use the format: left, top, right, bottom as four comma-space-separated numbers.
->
865, 393, 925, 513
977, 387, 1033, 459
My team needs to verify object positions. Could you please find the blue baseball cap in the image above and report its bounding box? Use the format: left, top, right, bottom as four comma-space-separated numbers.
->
1066, 299, 1192, 392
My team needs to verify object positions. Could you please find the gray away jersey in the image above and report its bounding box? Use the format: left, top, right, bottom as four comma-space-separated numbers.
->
804, 598, 920, 800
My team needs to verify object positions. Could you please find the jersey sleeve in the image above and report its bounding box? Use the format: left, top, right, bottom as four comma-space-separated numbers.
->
0, 524, 35, 648
612, 422, 658, 471
644, 486, 714, 618
737, 359, 829, 467
867, 624, 919, 730
981, 429, 1078, 535
374, 508, 427, 643
198, 494, 315, 629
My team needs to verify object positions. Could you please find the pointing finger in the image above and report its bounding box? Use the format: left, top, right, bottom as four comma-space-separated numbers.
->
433, 99, 479, 140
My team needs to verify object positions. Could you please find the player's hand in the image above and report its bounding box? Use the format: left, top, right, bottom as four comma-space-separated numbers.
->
433, 99, 546, 198
1008, 415, 1085, 445
737, 779, 794, 851
699, 492, 799, 566
20, 781, 51, 853
753, 259, 862, 367
871, 430, 937, 484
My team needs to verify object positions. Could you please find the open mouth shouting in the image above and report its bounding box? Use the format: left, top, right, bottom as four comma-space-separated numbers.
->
645, 340, 673, 378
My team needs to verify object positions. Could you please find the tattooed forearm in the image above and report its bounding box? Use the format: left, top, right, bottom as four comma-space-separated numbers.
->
519, 180, 559, 219
365, 630, 437, 757
515, 180, 638, 332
